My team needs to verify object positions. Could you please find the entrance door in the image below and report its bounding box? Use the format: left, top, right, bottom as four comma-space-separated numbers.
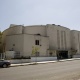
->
57, 51, 68, 59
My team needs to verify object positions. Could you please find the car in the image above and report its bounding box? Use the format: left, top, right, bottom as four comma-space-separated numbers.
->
0, 59, 11, 68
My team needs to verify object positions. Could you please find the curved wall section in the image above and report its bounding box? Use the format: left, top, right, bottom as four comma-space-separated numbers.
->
3, 24, 23, 35
7, 24, 23, 35
24, 25, 46, 36
2, 24, 23, 44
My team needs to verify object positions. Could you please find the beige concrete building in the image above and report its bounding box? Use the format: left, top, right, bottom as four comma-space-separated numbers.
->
46, 24, 71, 59
2, 24, 78, 59
2, 24, 49, 58
71, 30, 80, 55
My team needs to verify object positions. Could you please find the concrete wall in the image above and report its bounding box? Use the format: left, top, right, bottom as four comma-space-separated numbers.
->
47, 24, 71, 50
2, 24, 23, 44
23, 34, 49, 57
7, 57, 57, 64
7, 24, 23, 35
73, 54, 80, 58
5, 34, 24, 56
71, 30, 80, 54
5, 34, 49, 57
8, 59, 31, 64
24, 25, 46, 36
5, 51, 15, 59
31, 57, 57, 62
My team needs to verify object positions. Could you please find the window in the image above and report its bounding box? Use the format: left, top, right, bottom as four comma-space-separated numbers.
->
13, 44, 15, 46
49, 53, 53, 56
35, 40, 39, 45
36, 34, 41, 35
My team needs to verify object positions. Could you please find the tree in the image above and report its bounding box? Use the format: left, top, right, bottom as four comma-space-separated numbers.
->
32, 46, 39, 55
32, 46, 39, 63
0, 31, 3, 53
0, 31, 1, 34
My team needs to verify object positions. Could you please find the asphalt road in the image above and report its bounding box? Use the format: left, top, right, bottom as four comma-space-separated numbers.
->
0, 60, 80, 80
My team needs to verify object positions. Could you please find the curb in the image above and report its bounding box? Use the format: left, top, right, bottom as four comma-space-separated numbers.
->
10, 61, 57, 67
10, 58, 80, 67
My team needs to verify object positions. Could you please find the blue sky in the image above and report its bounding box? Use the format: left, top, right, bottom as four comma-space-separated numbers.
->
0, 0, 80, 31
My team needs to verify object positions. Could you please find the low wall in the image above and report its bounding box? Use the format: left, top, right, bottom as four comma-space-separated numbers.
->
31, 57, 57, 62
9, 59, 31, 64
73, 54, 80, 58
7, 57, 57, 64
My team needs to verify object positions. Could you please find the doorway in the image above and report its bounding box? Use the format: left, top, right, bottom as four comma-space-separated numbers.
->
57, 51, 68, 59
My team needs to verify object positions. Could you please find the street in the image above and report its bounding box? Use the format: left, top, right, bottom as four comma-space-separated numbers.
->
0, 60, 80, 80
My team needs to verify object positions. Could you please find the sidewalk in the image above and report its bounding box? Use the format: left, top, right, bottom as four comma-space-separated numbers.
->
10, 58, 80, 67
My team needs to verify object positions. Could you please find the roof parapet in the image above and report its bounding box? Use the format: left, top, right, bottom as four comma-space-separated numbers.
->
10, 24, 24, 28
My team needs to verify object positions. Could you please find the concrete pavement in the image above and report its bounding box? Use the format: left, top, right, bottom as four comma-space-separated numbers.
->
11, 58, 80, 67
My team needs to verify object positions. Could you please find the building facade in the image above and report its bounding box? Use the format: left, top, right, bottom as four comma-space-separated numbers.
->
71, 30, 80, 54
46, 24, 71, 59
2, 24, 79, 59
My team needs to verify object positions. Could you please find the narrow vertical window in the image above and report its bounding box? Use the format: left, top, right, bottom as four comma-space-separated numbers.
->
61, 31, 63, 49
35, 40, 39, 45
64, 31, 66, 49
57, 30, 60, 49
